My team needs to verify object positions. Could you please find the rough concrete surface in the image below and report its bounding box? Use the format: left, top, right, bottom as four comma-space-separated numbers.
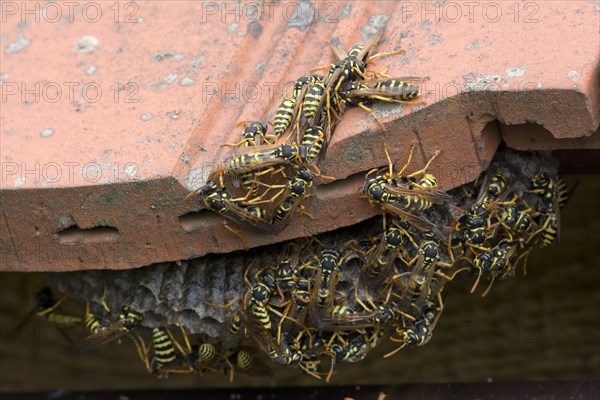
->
1, 1, 599, 271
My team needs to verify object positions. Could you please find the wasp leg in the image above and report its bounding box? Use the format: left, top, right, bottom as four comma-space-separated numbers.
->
101, 283, 111, 313
221, 138, 257, 148
223, 222, 249, 250
365, 50, 407, 63
407, 150, 441, 179
356, 102, 386, 131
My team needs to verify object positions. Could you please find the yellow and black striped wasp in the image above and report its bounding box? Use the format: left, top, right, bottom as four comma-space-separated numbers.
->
218, 347, 273, 383
321, 28, 404, 91
385, 294, 444, 358
299, 120, 329, 165
221, 121, 278, 197
337, 77, 428, 130
393, 231, 462, 317
147, 327, 190, 375
526, 172, 575, 248
361, 217, 416, 284
185, 180, 276, 239
459, 170, 511, 248
270, 167, 315, 230
241, 264, 301, 360
497, 203, 534, 236
308, 29, 402, 139
132, 318, 219, 377
469, 238, 522, 297
271, 74, 323, 140
362, 144, 451, 234
381, 144, 452, 212
306, 247, 384, 331
222, 121, 274, 148
11, 287, 82, 343
75, 305, 143, 353
220, 142, 305, 177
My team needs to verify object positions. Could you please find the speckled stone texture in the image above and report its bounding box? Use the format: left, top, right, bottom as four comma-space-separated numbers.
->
1, 1, 598, 271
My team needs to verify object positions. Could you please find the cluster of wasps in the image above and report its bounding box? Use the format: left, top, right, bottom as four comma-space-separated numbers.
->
185, 28, 427, 246
20, 149, 574, 382
12, 285, 274, 382
454, 155, 576, 297
15, 26, 576, 384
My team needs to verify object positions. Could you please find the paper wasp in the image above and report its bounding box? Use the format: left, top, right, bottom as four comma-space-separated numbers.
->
219, 348, 273, 382
469, 238, 522, 297
362, 218, 415, 282
221, 121, 278, 196
76, 305, 143, 353
271, 74, 323, 139
186, 181, 276, 237
270, 167, 315, 229
363, 144, 450, 233
337, 77, 428, 129
526, 172, 565, 248
460, 171, 511, 247
385, 294, 444, 358
11, 287, 81, 342
222, 121, 274, 148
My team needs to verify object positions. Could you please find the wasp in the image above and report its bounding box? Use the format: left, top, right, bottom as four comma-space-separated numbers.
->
322, 296, 382, 331
315, 248, 342, 308
11, 287, 82, 342
272, 74, 323, 139
222, 121, 274, 148
221, 143, 304, 177
76, 305, 143, 353
372, 78, 424, 101
322, 28, 403, 90
292, 277, 311, 311
362, 144, 450, 233
275, 242, 302, 297
304, 248, 348, 330
134, 316, 221, 377
310, 29, 402, 130
267, 336, 304, 367
221, 121, 278, 196
460, 171, 511, 247
300, 122, 328, 165
227, 309, 243, 336
83, 299, 104, 335
331, 334, 371, 363
219, 348, 273, 382
150, 327, 180, 370
527, 172, 572, 248
327, 333, 374, 382
555, 175, 577, 209
276, 256, 296, 294
301, 77, 326, 124
243, 267, 297, 355
187, 181, 275, 237
493, 201, 536, 239
337, 78, 427, 129
383, 144, 452, 212
270, 167, 315, 229
273, 98, 298, 138
362, 218, 414, 281
385, 296, 444, 358
394, 232, 460, 315
470, 238, 521, 296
